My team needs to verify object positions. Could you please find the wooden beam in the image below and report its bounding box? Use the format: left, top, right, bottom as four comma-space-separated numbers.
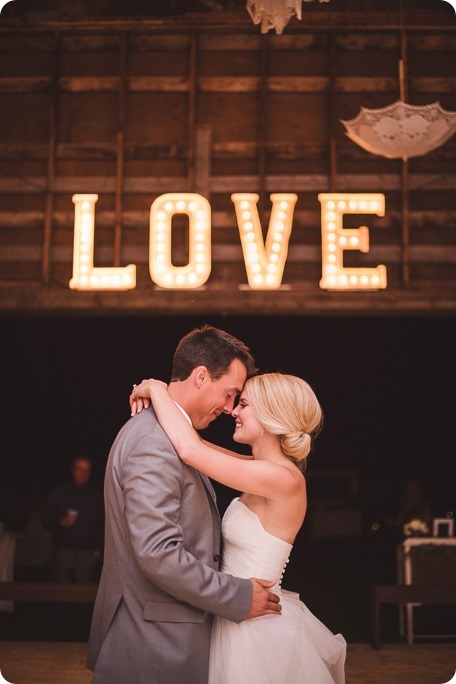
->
328, 33, 337, 193
2, 76, 454, 94
257, 33, 268, 221
194, 126, 212, 199
2, 173, 455, 194
187, 30, 198, 192
371, 583, 456, 650
1, 141, 454, 163
0, 11, 454, 34
0, 284, 455, 316
2, 244, 455, 265
42, 33, 60, 285
2, 141, 455, 162
114, 32, 127, 267
0, 582, 98, 603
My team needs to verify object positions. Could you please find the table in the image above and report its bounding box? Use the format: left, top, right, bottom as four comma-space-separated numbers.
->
0, 529, 17, 612
396, 537, 456, 644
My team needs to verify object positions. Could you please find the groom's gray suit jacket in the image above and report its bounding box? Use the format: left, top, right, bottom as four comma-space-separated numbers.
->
86, 406, 252, 683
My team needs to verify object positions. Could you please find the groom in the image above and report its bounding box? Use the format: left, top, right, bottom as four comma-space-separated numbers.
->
87, 325, 281, 683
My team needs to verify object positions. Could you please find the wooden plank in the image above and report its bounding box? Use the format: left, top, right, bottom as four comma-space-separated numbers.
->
0, 144, 50, 159
1, 141, 454, 164
1, 28, 453, 54
371, 583, 456, 649
2, 209, 454, 231
0, 285, 455, 315
194, 126, 212, 198
115, 34, 190, 50
0, 642, 92, 684
0, 10, 454, 34
1, 173, 456, 194
1, 244, 454, 265
0, 76, 50, 91
0, 581, 98, 603
411, 77, 456, 93
59, 76, 120, 92
60, 76, 189, 92
2, 75, 455, 95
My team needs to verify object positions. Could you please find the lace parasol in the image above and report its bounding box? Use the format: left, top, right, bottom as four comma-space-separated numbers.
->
341, 100, 456, 161
246, 0, 330, 35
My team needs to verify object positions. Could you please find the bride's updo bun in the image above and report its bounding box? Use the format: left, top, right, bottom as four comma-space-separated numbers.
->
244, 373, 322, 471
279, 431, 311, 462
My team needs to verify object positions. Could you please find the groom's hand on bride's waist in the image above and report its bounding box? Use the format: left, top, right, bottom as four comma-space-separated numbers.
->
246, 578, 282, 620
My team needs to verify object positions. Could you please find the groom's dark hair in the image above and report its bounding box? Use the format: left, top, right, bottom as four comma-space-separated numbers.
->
171, 324, 257, 381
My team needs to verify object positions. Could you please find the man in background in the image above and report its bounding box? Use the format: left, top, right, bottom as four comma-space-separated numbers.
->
41, 454, 104, 639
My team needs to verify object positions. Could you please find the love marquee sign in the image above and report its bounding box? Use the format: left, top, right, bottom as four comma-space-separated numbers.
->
69, 191, 386, 292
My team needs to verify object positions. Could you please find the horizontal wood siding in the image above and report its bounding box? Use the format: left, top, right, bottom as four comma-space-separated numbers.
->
0, 8, 455, 315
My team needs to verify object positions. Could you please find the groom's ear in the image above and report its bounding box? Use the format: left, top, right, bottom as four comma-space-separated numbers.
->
193, 365, 209, 389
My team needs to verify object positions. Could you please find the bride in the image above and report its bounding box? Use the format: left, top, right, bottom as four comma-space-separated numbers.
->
130, 372, 346, 684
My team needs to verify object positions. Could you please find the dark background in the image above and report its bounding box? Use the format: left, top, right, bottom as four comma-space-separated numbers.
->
1, 314, 455, 642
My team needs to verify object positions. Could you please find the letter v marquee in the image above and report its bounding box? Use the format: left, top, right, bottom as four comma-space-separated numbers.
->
231, 193, 297, 290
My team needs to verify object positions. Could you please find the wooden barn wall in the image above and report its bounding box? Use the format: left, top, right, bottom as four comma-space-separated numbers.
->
0, 13, 455, 316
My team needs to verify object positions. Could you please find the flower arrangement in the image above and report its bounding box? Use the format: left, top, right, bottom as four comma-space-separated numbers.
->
403, 518, 430, 537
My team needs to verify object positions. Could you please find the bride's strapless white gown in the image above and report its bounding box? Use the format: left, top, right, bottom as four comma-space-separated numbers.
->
209, 498, 346, 684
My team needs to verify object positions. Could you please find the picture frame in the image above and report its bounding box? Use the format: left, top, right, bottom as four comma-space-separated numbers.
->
432, 517, 454, 538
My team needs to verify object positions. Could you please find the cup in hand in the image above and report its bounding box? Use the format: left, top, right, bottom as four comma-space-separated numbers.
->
67, 509, 79, 524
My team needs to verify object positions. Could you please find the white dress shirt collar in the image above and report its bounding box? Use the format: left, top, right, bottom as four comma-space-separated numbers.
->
174, 401, 192, 426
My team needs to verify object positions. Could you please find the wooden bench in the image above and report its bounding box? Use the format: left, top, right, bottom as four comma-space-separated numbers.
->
0, 581, 98, 604
371, 583, 456, 649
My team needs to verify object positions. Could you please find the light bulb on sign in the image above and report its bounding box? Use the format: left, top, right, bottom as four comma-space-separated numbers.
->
69, 194, 136, 291
232, 192, 297, 290
318, 193, 386, 290
149, 193, 211, 289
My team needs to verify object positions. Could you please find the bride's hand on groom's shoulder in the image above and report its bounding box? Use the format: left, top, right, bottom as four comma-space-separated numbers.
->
130, 378, 168, 416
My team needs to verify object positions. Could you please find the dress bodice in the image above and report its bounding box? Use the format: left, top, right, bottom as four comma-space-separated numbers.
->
211, 498, 346, 683
221, 497, 292, 591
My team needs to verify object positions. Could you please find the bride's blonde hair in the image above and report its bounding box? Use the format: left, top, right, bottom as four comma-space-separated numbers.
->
244, 373, 322, 471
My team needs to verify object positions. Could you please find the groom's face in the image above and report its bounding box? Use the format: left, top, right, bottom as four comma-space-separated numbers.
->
191, 358, 247, 430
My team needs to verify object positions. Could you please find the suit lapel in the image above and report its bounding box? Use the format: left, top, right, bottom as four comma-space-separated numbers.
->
166, 402, 219, 515
197, 470, 217, 505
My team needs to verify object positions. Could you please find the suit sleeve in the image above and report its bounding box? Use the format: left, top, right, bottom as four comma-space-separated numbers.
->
118, 425, 252, 623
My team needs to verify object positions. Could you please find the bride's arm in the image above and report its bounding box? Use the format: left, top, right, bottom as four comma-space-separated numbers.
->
201, 439, 253, 460
130, 381, 251, 460
130, 380, 294, 497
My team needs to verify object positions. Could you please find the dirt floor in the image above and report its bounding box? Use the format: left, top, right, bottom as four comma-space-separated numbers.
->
0, 641, 455, 684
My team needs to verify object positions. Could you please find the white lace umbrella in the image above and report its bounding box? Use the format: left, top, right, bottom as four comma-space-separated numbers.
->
246, 0, 330, 35
341, 100, 456, 161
